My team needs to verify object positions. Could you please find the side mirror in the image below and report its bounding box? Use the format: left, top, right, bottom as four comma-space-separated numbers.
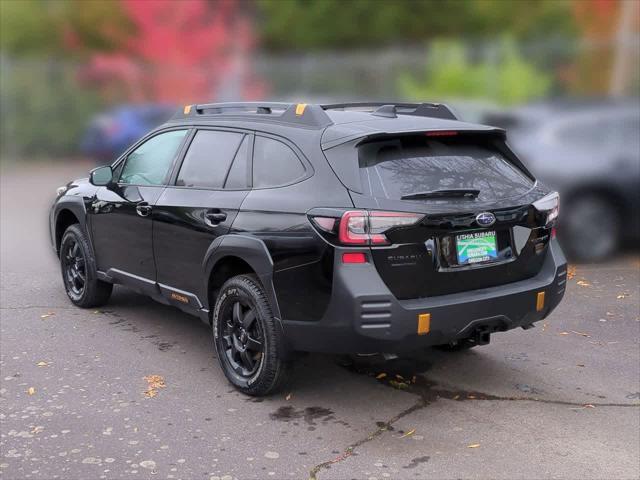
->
89, 166, 114, 186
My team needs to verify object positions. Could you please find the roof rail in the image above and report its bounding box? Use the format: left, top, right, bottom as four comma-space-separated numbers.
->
321, 102, 457, 120
174, 102, 333, 128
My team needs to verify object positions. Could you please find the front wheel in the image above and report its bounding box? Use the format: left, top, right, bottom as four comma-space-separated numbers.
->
60, 224, 112, 308
212, 275, 291, 396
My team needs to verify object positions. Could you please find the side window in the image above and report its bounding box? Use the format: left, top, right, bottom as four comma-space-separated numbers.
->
224, 135, 250, 189
120, 130, 187, 185
176, 130, 244, 189
252, 136, 306, 188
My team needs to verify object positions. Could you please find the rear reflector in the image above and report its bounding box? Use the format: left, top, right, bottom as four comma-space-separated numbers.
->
342, 252, 367, 264
551, 227, 557, 239
536, 291, 545, 312
417, 313, 431, 335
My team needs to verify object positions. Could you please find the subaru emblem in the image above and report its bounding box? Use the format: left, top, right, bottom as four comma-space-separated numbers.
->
476, 212, 496, 227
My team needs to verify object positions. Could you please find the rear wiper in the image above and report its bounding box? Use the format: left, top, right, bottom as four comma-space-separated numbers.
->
400, 188, 480, 200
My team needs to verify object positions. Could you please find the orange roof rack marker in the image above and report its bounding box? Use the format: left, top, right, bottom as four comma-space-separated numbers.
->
295, 103, 307, 116
183, 105, 192, 115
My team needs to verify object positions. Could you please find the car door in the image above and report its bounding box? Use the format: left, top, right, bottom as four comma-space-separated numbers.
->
152, 128, 251, 310
90, 128, 189, 292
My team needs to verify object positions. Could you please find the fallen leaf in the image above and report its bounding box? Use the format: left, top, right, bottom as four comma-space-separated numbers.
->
467, 444, 481, 448
559, 331, 570, 336
376, 373, 387, 380
285, 393, 292, 401
31, 426, 44, 434
584, 404, 595, 409
467, 395, 476, 399
389, 380, 409, 390
542, 323, 548, 332
617, 293, 630, 299
395, 374, 405, 380
40, 312, 55, 319
453, 394, 460, 400
606, 311, 615, 316
36, 361, 49, 367
27, 387, 35, 395
571, 330, 591, 338
576, 280, 591, 287
567, 265, 576, 279
400, 429, 415, 438
143, 375, 166, 398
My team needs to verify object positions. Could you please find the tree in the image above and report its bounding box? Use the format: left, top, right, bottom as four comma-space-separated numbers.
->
0, 0, 129, 57
399, 38, 552, 105
256, 0, 576, 51
75, 0, 263, 103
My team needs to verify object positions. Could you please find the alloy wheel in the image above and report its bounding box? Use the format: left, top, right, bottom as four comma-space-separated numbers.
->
221, 299, 264, 377
63, 238, 86, 298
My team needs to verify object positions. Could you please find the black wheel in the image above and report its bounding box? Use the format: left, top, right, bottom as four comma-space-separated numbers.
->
561, 194, 620, 262
60, 224, 112, 308
213, 274, 291, 396
434, 338, 478, 352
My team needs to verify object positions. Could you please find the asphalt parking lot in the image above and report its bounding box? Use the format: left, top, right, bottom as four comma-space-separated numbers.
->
1, 161, 639, 480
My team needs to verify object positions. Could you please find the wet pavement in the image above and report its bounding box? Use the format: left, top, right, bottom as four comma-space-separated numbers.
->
1, 162, 639, 479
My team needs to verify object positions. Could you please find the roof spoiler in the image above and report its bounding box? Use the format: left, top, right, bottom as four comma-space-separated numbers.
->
321, 102, 458, 121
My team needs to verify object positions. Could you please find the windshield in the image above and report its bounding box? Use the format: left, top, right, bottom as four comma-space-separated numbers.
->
357, 135, 534, 202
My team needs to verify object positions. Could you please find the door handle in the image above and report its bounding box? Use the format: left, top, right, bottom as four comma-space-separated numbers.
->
136, 202, 152, 217
205, 211, 227, 225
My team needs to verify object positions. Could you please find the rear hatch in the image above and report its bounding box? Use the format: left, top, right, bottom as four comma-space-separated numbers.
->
323, 131, 555, 299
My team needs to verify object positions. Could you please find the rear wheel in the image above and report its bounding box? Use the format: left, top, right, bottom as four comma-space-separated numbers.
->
561, 194, 620, 262
212, 275, 291, 396
60, 224, 112, 308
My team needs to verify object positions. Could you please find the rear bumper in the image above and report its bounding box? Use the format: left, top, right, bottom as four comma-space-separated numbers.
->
281, 239, 567, 354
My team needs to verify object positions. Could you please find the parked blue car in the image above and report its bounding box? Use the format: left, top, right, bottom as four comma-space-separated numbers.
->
80, 104, 176, 164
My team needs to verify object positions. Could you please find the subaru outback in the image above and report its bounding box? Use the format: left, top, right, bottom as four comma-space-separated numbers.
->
50, 102, 567, 396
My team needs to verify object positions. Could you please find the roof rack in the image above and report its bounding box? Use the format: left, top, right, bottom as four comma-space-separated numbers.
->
172, 101, 458, 128
321, 102, 457, 120
175, 102, 333, 128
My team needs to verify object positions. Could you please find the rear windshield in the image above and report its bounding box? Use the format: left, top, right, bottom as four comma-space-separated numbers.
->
357, 135, 534, 202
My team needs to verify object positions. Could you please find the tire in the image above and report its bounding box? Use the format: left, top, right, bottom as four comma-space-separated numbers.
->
434, 338, 478, 352
561, 194, 620, 262
212, 274, 291, 396
60, 224, 113, 308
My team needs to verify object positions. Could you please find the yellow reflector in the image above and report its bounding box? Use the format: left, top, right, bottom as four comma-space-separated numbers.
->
183, 104, 192, 114
417, 313, 431, 335
536, 291, 545, 312
295, 103, 307, 116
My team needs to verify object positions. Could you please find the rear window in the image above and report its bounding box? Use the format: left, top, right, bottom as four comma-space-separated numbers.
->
357, 135, 534, 202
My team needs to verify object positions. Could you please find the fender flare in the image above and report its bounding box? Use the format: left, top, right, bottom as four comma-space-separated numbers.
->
202, 234, 281, 320
53, 196, 89, 253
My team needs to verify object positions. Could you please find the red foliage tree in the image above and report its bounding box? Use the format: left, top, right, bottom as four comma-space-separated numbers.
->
76, 0, 264, 103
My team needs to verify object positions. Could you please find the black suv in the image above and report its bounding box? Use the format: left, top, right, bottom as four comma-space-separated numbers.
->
50, 102, 567, 395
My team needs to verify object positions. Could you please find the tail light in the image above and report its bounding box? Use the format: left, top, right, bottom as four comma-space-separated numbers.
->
338, 210, 423, 246
533, 192, 560, 226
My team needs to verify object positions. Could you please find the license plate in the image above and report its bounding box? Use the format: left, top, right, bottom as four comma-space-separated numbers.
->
456, 231, 498, 265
